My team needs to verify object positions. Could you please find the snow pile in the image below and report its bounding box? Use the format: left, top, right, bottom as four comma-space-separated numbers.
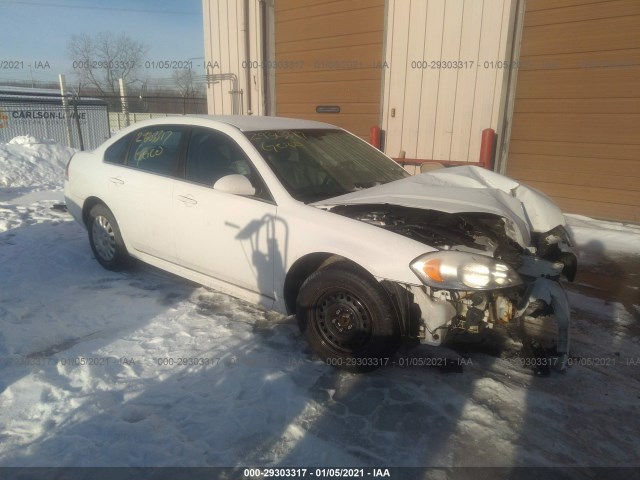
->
0, 136, 75, 189
566, 214, 640, 263
8, 135, 57, 146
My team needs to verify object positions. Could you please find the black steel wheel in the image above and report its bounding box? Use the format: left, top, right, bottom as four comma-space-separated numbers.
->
296, 263, 401, 372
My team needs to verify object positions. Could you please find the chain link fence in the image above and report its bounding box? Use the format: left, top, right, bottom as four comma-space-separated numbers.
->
107, 94, 207, 134
1, 89, 208, 149
0, 91, 110, 150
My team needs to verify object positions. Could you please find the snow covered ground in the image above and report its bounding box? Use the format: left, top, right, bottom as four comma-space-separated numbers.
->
0, 137, 639, 470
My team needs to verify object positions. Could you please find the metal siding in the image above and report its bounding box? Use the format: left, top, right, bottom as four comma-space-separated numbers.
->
382, 0, 412, 157
508, 0, 640, 223
450, 0, 484, 163
432, 0, 464, 161
274, 0, 386, 139
203, 0, 267, 115
382, 0, 513, 162
414, 0, 446, 161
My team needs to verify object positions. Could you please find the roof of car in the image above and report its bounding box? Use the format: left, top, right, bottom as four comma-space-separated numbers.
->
143, 114, 340, 132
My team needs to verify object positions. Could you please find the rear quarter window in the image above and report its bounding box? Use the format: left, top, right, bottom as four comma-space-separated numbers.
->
104, 135, 131, 165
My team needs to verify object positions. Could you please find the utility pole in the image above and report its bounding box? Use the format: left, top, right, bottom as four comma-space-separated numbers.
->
119, 78, 130, 127
59, 74, 74, 148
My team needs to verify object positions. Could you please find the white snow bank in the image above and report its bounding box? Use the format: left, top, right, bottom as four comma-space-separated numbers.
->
8, 135, 58, 145
0, 136, 76, 189
566, 214, 640, 262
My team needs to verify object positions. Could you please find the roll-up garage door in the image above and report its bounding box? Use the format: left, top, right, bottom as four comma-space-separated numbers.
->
274, 0, 385, 139
507, 0, 640, 222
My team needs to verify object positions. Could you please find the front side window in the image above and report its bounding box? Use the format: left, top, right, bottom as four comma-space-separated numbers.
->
245, 129, 409, 203
127, 126, 185, 176
185, 127, 272, 201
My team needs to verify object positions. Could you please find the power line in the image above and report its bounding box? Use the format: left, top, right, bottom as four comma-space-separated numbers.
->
0, 0, 200, 15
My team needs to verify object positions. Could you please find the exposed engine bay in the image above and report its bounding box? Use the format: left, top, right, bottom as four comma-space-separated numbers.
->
332, 204, 578, 374
331, 204, 524, 265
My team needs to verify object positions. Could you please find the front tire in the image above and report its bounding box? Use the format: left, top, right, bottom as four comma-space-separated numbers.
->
87, 203, 129, 270
296, 263, 401, 372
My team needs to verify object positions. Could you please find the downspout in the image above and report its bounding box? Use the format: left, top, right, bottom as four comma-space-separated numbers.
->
378, 0, 390, 152
495, 0, 526, 175
243, 0, 253, 114
259, 0, 270, 115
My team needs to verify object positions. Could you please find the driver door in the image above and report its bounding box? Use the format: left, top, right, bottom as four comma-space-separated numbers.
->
173, 127, 278, 301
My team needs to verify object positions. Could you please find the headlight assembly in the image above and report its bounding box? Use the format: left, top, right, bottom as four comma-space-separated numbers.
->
410, 251, 523, 290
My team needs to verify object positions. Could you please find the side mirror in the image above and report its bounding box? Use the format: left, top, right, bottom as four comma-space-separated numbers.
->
213, 174, 256, 196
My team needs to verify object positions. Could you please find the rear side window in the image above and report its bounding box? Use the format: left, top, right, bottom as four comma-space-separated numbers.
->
127, 126, 185, 176
104, 135, 130, 165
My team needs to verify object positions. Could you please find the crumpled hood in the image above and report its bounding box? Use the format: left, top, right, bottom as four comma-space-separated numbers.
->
313, 165, 566, 248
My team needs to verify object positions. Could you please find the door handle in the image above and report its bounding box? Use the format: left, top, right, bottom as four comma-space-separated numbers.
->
177, 195, 197, 205
109, 177, 124, 186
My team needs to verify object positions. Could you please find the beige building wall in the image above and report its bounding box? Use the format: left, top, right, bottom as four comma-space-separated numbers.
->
203, 0, 516, 162
381, 0, 515, 163
202, 0, 269, 116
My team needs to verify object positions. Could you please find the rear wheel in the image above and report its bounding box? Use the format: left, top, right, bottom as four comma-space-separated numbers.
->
296, 264, 401, 372
87, 203, 129, 270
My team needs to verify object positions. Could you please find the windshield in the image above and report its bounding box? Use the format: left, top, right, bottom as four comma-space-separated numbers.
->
245, 129, 409, 202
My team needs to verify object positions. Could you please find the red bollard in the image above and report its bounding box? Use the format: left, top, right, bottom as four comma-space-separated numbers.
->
370, 125, 381, 150
479, 128, 496, 170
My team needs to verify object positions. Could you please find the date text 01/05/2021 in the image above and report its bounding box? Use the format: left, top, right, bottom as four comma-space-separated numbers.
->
325, 356, 471, 368
243, 467, 392, 478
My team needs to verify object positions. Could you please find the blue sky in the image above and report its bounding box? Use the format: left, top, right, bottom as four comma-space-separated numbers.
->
0, 0, 204, 84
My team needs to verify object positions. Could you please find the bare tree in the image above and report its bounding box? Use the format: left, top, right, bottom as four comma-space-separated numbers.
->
172, 69, 205, 113
68, 32, 149, 97
173, 68, 197, 98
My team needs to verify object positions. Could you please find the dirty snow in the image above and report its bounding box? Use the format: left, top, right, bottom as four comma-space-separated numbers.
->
0, 137, 639, 470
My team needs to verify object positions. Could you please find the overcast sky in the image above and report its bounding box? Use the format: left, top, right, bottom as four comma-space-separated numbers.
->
0, 0, 204, 85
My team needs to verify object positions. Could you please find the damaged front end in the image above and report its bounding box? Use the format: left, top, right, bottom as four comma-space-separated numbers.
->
332, 204, 577, 374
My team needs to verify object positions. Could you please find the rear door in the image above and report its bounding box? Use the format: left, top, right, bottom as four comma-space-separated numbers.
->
105, 125, 187, 263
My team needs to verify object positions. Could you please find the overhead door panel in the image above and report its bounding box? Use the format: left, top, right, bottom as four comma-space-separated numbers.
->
274, 0, 385, 139
508, 0, 640, 222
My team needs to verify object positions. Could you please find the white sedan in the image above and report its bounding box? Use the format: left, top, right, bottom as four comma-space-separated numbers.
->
64, 115, 576, 373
